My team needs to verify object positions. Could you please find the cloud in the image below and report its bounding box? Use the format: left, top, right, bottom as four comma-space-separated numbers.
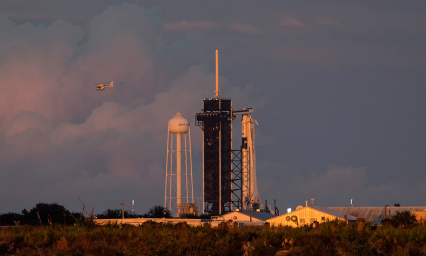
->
0, 4, 265, 213
164, 20, 218, 33
4, 111, 55, 137
229, 23, 264, 35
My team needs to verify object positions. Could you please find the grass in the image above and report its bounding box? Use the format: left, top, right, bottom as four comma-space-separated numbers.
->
1, 220, 426, 255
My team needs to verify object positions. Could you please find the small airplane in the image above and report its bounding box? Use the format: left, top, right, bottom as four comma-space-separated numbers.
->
95, 81, 114, 91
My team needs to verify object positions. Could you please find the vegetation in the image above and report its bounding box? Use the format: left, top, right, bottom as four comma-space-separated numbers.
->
1, 219, 426, 255
390, 210, 418, 228
96, 209, 137, 219
0, 203, 82, 226
141, 205, 172, 218
96, 205, 171, 219
2, 204, 426, 255
1, 203, 172, 225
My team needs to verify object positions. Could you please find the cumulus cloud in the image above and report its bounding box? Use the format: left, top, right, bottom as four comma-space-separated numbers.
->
0, 3, 265, 213
164, 20, 219, 33
4, 111, 55, 137
229, 23, 264, 35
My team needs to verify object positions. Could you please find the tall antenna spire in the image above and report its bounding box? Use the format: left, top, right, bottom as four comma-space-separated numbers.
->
214, 49, 220, 98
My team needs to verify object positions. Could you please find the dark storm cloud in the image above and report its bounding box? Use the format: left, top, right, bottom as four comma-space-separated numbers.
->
0, 2, 268, 213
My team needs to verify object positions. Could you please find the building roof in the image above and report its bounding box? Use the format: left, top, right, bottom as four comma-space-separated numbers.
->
311, 206, 357, 221
267, 206, 357, 222
222, 211, 276, 221
329, 207, 426, 225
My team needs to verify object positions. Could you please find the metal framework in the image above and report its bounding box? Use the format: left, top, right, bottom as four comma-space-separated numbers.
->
194, 49, 262, 215
230, 150, 243, 209
196, 98, 239, 215
165, 127, 194, 217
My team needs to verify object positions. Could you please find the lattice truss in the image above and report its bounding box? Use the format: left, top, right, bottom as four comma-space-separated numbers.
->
164, 131, 194, 217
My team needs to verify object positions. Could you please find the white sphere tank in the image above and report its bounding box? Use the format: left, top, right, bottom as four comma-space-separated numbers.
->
168, 112, 189, 134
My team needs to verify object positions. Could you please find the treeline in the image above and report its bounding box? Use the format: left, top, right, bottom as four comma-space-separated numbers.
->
0, 203, 81, 226
96, 205, 171, 219
2, 219, 426, 255
0, 203, 172, 226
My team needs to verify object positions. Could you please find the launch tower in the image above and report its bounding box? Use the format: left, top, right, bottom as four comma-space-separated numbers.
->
195, 97, 234, 214
196, 50, 262, 215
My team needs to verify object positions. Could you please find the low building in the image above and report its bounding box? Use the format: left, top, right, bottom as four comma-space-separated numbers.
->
329, 207, 426, 225
268, 206, 357, 227
213, 209, 275, 222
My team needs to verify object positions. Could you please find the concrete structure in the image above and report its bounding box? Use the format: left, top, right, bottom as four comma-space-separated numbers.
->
329, 206, 426, 225
165, 113, 194, 217
268, 206, 357, 227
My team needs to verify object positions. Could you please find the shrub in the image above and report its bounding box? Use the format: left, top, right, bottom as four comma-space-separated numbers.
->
1, 217, 426, 255
391, 210, 418, 228
96, 209, 138, 219
0, 212, 23, 226
142, 205, 171, 218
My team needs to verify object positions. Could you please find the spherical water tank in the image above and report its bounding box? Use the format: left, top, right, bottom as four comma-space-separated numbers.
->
168, 112, 189, 134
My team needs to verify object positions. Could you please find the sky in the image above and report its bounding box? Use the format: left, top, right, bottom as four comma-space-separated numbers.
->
0, 0, 425, 215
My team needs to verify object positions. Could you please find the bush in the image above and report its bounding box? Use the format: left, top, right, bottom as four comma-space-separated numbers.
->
0, 203, 78, 226
1, 220, 426, 255
0, 212, 23, 226
391, 210, 418, 228
26, 202, 76, 225
142, 205, 171, 218
96, 209, 139, 219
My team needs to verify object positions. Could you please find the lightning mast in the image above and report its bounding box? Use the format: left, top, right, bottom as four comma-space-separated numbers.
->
196, 50, 234, 215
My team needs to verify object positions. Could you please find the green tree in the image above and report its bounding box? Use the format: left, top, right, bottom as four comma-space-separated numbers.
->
391, 210, 418, 228
0, 212, 23, 226
96, 209, 136, 219
143, 205, 171, 218
27, 203, 74, 225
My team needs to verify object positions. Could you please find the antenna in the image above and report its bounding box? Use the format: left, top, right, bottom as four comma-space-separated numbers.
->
214, 49, 220, 98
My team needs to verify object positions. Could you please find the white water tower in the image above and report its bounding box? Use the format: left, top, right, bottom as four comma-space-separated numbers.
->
164, 112, 195, 217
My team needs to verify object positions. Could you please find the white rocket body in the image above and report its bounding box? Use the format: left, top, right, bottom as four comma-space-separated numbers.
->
236, 108, 261, 210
